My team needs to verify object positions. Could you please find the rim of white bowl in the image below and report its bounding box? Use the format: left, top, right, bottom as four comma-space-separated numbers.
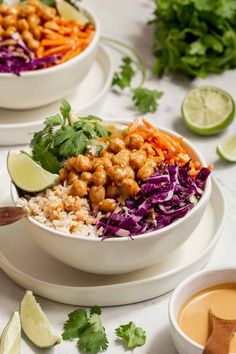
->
11, 122, 212, 242
0, 5, 100, 78
168, 266, 236, 352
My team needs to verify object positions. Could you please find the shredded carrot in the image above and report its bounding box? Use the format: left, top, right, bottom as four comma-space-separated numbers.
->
125, 118, 209, 176
36, 16, 95, 65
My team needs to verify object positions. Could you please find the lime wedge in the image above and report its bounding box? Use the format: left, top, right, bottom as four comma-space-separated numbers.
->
20, 291, 61, 349
0, 311, 21, 354
217, 133, 236, 162
182, 86, 235, 135
7, 152, 59, 193
56, 0, 89, 24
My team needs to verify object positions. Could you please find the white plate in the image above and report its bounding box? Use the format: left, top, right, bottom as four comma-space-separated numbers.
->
0, 167, 225, 306
0, 45, 113, 146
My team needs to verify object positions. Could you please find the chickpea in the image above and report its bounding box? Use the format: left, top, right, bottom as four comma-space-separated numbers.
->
68, 171, 78, 185
0, 25, 4, 37
44, 20, 60, 31
21, 29, 33, 42
137, 166, 154, 180
17, 18, 30, 32
89, 186, 105, 203
93, 157, 112, 171
66, 157, 76, 171
108, 137, 125, 153
91, 169, 107, 186
145, 159, 157, 169
4, 26, 17, 38
112, 150, 130, 166
0, 4, 8, 15
120, 178, 140, 197
106, 184, 119, 198
81, 172, 92, 183
0, 14, 3, 26
75, 155, 91, 173
59, 167, 69, 182
3, 15, 17, 29
39, 6, 56, 20
27, 38, 39, 51
126, 134, 144, 150
129, 151, 147, 170
31, 25, 42, 40
72, 180, 87, 197
20, 4, 36, 17
7, 4, 20, 17
27, 14, 40, 28
124, 165, 135, 179
107, 165, 128, 185
99, 199, 116, 212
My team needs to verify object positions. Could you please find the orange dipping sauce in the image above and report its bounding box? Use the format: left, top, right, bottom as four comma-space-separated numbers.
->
178, 283, 236, 352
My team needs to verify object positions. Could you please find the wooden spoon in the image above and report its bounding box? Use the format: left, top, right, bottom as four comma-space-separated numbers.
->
0, 206, 28, 226
203, 310, 236, 354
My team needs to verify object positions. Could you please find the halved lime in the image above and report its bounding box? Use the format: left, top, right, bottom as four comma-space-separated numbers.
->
217, 133, 236, 162
56, 0, 89, 24
0, 311, 21, 354
20, 291, 61, 349
7, 152, 59, 193
182, 86, 235, 135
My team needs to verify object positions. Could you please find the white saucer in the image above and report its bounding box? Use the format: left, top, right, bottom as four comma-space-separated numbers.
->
0, 45, 113, 146
0, 167, 225, 306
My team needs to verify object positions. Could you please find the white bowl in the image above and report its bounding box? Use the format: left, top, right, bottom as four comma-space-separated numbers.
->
0, 6, 100, 110
11, 125, 212, 275
169, 267, 236, 354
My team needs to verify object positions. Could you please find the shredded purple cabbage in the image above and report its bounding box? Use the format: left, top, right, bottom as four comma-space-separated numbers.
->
0, 37, 60, 75
97, 162, 211, 238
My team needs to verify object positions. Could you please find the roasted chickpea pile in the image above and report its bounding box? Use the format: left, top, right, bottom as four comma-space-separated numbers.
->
0, 0, 57, 50
0, 0, 95, 63
59, 133, 161, 213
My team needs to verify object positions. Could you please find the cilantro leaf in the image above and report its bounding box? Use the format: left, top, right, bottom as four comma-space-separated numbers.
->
78, 311, 108, 354
112, 56, 135, 90
132, 87, 163, 114
58, 131, 88, 157
32, 140, 61, 173
62, 309, 88, 340
94, 123, 111, 138
60, 99, 71, 122
44, 114, 63, 127
115, 321, 146, 349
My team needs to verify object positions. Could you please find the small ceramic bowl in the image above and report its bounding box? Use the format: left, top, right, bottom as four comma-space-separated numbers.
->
11, 124, 212, 275
169, 267, 236, 354
0, 6, 100, 110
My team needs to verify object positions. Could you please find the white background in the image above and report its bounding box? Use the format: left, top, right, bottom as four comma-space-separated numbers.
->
1, 0, 236, 353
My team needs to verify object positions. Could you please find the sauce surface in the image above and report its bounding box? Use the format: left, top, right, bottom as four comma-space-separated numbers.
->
178, 283, 236, 352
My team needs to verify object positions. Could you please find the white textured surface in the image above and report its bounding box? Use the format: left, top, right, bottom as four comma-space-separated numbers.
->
0, 0, 236, 353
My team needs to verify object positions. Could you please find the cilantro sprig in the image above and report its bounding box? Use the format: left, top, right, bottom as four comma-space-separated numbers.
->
102, 37, 163, 114
115, 321, 146, 349
30, 100, 111, 173
62, 306, 108, 354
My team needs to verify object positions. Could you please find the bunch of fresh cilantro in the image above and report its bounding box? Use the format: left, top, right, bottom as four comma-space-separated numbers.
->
30, 100, 111, 174
152, 0, 236, 78
62, 306, 146, 353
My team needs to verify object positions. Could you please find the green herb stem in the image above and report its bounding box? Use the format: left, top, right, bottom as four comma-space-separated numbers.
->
101, 36, 147, 87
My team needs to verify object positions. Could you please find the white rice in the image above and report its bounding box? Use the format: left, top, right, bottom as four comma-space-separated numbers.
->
18, 183, 102, 237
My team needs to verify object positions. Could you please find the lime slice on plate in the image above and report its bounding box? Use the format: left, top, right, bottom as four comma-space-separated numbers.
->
217, 133, 236, 162
0, 311, 21, 354
7, 152, 59, 193
182, 86, 235, 135
56, 0, 89, 24
20, 291, 61, 349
